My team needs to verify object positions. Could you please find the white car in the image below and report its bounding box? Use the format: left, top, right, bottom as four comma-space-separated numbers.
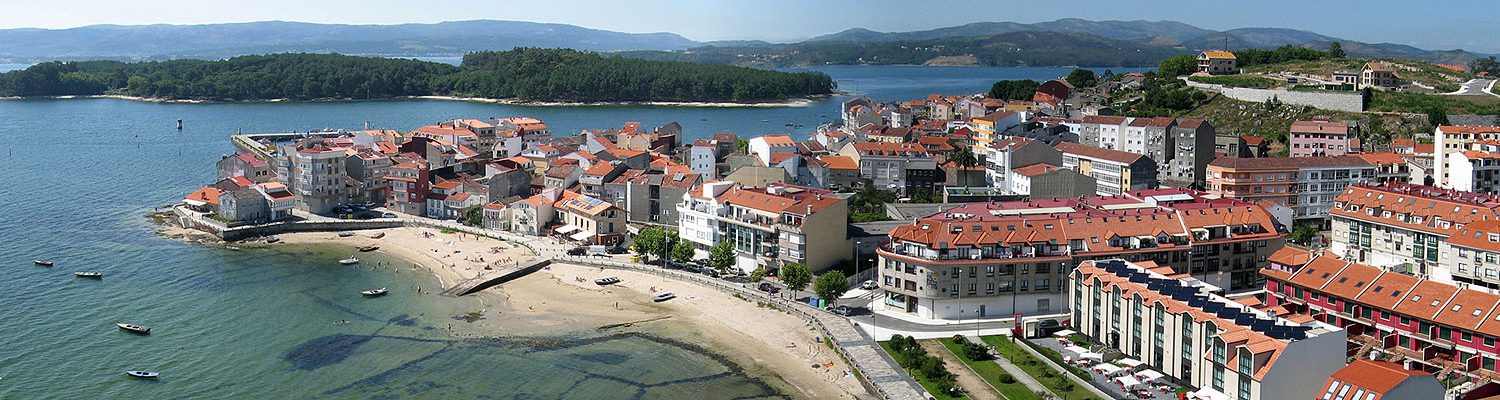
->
861, 280, 878, 290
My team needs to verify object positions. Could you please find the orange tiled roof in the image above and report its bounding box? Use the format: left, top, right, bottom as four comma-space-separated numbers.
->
1320, 360, 1431, 399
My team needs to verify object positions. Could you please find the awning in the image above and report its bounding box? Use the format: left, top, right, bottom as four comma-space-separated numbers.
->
1078, 352, 1102, 360
569, 231, 593, 241
1114, 375, 1143, 389
1094, 363, 1124, 376
1062, 345, 1089, 355
1136, 369, 1165, 383
1117, 358, 1144, 368
1053, 329, 1077, 337
1188, 387, 1231, 400
555, 224, 581, 234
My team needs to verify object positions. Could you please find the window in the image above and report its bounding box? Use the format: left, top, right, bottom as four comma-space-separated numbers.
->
1213, 365, 1225, 391
1238, 378, 1251, 400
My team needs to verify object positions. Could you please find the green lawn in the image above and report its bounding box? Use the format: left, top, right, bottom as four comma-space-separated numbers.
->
878, 341, 966, 400
936, 339, 1040, 400
981, 336, 1105, 400
1188, 75, 1278, 88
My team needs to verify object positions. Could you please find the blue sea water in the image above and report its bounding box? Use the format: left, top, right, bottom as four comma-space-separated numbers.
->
0, 65, 1140, 398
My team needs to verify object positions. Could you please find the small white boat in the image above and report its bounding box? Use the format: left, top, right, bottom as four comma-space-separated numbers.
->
117, 323, 151, 334
337, 231, 355, 237
125, 370, 159, 379
75, 272, 103, 278
33, 260, 53, 266
652, 292, 676, 302
265, 236, 280, 243
225, 246, 241, 251
361, 288, 389, 297
594, 277, 621, 285
339, 256, 359, 265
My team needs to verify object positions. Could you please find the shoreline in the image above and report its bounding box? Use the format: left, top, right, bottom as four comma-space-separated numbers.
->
181, 226, 869, 399
3, 93, 825, 108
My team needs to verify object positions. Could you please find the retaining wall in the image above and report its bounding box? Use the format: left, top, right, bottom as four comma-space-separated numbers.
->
1185, 80, 1365, 112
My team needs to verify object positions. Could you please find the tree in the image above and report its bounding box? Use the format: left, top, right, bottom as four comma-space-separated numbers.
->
669, 238, 694, 263
1159, 54, 1199, 78
1290, 223, 1320, 245
1065, 68, 1098, 88
1328, 41, 1346, 58
987, 79, 1039, 100
708, 241, 735, 273
814, 271, 850, 304
1471, 56, 1500, 76
735, 138, 750, 154
948, 144, 978, 188
781, 262, 813, 292
632, 226, 668, 261
1426, 106, 1450, 127
458, 205, 484, 227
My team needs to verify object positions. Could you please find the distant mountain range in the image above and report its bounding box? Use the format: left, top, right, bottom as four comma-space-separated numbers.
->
0, 18, 1488, 67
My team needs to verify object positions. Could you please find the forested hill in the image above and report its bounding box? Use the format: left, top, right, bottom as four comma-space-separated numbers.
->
0, 49, 835, 103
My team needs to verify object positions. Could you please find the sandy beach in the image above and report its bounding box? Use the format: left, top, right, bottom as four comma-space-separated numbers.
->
260, 227, 870, 399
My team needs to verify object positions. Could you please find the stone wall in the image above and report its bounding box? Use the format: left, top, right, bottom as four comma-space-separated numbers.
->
1185, 80, 1364, 112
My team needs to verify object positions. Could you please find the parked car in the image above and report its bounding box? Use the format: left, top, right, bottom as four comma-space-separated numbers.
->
830, 305, 852, 316
381, 212, 398, 218
700, 268, 721, 278
683, 264, 703, 273
757, 282, 780, 294
566, 247, 586, 256
606, 246, 628, 254
861, 280, 878, 290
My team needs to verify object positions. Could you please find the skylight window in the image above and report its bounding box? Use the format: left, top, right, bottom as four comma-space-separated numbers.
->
1412, 295, 1422, 302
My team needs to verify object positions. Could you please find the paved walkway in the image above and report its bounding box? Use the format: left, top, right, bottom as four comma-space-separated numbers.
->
969, 335, 1058, 399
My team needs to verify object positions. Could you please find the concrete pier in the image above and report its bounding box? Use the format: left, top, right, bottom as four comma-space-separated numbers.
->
441, 259, 551, 296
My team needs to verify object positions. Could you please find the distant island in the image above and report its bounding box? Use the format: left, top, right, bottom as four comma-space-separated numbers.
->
0, 48, 835, 103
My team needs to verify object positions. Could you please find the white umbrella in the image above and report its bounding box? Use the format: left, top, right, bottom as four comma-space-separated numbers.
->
1114, 375, 1143, 389
1189, 387, 1232, 400
1053, 329, 1077, 337
1136, 369, 1165, 383
1062, 345, 1089, 355
1079, 352, 1103, 362
1117, 358, 1144, 368
1094, 363, 1124, 377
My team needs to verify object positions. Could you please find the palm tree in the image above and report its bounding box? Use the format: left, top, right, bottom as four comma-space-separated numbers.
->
949, 143, 978, 189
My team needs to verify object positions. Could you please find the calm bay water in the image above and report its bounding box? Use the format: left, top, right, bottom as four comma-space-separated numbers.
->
0, 65, 1137, 398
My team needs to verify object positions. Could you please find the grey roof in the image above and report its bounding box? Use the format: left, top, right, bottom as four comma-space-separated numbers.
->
1449, 114, 1499, 127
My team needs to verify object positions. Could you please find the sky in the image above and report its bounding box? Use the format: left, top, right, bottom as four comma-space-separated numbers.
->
0, 0, 1495, 53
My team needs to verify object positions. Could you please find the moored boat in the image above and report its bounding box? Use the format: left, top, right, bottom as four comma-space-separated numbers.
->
34, 260, 53, 266
125, 370, 159, 379
75, 271, 103, 278
361, 288, 389, 296
652, 292, 676, 302
339, 256, 359, 265
594, 277, 621, 285
337, 231, 355, 237
358, 245, 379, 252
117, 323, 151, 334
265, 236, 280, 243
369, 232, 386, 239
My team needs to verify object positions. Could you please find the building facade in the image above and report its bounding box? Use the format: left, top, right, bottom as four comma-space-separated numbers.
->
1056, 142, 1158, 196
1289, 120, 1353, 157
676, 182, 849, 273
1206, 156, 1376, 222
1328, 182, 1500, 281
876, 189, 1284, 321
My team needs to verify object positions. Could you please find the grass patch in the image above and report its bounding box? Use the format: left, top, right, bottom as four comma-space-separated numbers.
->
982, 336, 1104, 400
438, 227, 459, 234
879, 340, 966, 400
937, 338, 1040, 400
1189, 75, 1277, 89
1369, 90, 1500, 114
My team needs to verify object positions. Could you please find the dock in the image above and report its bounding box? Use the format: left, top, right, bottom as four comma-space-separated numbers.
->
441, 258, 551, 296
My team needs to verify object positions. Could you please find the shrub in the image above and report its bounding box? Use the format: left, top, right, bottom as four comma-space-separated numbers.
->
962, 342, 990, 361
1055, 378, 1075, 392
998, 373, 1016, 384
952, 335, 969, 345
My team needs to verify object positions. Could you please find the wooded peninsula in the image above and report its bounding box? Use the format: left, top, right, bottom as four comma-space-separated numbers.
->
0, 48, 836, 103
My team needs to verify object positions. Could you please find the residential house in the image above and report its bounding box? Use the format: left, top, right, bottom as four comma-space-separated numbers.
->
218, 188, 270, 223
385, 162, 429, 216
1316, 361, 1442, 400
345, 147, 391, 205
1198, 51, 1238, 75
555, 194, 625, 246
1328, 182, 1500, 279
818, 155, 861, 190
543, 164, 581, 190
1009, 163, 1097, 198
839, 142, 937, 195
217, 153, 272, 183
1080, 115, 1130, 150
289, 140, 349, 214
689, 139, 720, 180
1361, 62, 1400, 89
676, 182, 849, 273
1447, 141, 1500, 193
980, 137, 1063, 194
747, 135, 799, 167
1433, 125, 1500, 188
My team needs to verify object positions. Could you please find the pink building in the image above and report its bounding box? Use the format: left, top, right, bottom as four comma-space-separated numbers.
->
1289, 120, 1352, 157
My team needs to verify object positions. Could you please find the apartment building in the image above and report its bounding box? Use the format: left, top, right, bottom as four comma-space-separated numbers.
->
876, 189, 1284, 321
1080, 115, 1129, 150
1433, 125, 1500, 188
839, 142, 936, 195
1206, 156, 1375, 222
288, 141, 349, 214
384, 162, 429, 216
1329, 182, 1500, 281
1289, 120, 1353, 157
979, 137, 1062, 194
1263, 250, 1500, 387
676, 182, 849, 273
1166, 118, 1217, 186
555, 194, 625, 246
1445, 140, 1500, 193
1056, 142, 1158, 195
1072, 259, 1345, 400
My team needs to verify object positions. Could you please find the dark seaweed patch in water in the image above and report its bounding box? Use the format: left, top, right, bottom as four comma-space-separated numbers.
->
575, 351, 632, 365
388, 314, 417, 326
282, 334, 372, 370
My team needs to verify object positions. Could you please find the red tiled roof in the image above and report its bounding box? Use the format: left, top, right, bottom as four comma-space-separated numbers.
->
1012, 163, 1060, 177
1319, 360, 1431, 400
819, 155, 858, 170
1290, 120, 1349, 135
